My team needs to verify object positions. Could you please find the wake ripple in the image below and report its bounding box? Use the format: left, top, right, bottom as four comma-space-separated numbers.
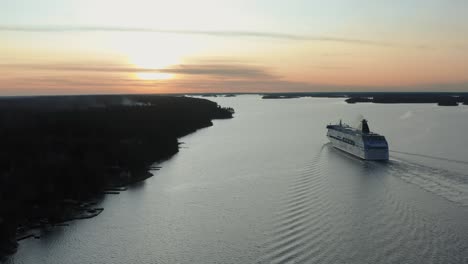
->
386, 158, 468, 206
257, 152, 338, 263
258, 146, 468, 264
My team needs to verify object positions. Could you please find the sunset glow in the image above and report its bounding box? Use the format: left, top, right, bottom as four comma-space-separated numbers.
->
135, 72, 173, 81
1, 0, 468, 95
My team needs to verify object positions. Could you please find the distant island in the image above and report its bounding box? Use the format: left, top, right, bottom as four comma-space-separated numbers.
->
200, 94, 237, 98
262, 95, 301, 99
0, 95, 234, 257
344, 93, 465, 106
261, 93, 346, 99
260, 92, 468, 106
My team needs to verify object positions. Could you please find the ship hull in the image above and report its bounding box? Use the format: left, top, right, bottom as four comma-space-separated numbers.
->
327, 135, 389, 161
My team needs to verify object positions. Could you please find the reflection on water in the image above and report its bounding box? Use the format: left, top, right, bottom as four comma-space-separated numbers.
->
8, 96, 468, 264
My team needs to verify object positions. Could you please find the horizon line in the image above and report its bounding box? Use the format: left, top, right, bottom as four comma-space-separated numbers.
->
2, 91, 468, 98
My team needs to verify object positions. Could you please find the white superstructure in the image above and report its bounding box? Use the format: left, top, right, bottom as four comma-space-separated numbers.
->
326, 119, 389, 160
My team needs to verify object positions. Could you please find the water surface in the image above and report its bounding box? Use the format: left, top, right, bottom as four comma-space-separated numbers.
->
8, 96, 468, 263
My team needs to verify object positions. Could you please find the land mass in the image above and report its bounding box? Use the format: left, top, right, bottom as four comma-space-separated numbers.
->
259, 92, 468, 105
0, 95, 233, 257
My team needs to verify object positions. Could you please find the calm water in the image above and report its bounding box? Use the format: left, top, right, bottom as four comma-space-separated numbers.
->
7, 96, 468, 264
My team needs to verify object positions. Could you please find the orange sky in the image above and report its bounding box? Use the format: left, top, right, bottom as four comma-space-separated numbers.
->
1, 0, 468, 95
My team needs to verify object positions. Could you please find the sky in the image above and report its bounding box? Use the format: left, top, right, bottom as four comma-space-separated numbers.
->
1, 0, 468, 95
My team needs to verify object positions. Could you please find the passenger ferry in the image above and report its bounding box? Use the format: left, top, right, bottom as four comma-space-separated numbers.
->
326, 119, 389, 160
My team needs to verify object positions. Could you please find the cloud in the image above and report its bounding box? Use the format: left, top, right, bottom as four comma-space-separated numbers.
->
2, 61, 468, 95
4, 73, 468, 95
0, 25, 393, 46
0, 62, 276, 79
160, 64, 275, 78
0, 74, 165, 95
0, 62, 358, 95
0, 61, 289, 95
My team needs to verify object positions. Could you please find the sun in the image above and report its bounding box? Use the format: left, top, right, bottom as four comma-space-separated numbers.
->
109, 32, 206, 81
135, 72, 173, 80
110, 33, 186, 81
130, 49, 177, 80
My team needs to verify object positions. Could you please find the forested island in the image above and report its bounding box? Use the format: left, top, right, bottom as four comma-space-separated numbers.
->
0, 95, 233, 257
344, 93, 468, 105
261, 93, 346, 99
261, 92, 468, 105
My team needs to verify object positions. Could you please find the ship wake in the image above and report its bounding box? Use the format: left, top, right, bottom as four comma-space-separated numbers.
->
259, 146, 468, 263
258, 149, 339, 263
385, 156, 468, 206
390, 150, 468, 166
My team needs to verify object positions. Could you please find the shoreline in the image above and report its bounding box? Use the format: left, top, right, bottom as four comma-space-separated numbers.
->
0, 95, 234, 258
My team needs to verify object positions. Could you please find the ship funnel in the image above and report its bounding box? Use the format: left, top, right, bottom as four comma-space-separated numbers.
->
361, 119, 370, 133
